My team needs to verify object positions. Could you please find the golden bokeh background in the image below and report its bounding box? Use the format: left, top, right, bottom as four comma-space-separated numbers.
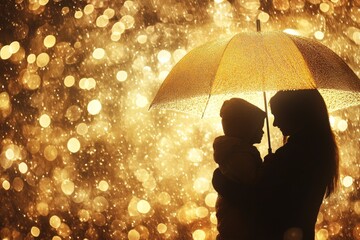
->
0, 0, 359, 239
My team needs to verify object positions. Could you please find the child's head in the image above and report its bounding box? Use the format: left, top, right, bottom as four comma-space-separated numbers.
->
220, 98, 266, 144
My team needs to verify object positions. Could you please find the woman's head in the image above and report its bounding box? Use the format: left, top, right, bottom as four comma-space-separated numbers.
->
270, 89, 339, 197
220, 98, 266, 144
270, 89, 330, 137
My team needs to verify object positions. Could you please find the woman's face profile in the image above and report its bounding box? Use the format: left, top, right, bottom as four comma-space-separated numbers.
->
272, 108, 296, 136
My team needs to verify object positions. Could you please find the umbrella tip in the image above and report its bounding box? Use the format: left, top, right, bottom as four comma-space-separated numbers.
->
256, 19, 261, 32
148, 102, 153, 111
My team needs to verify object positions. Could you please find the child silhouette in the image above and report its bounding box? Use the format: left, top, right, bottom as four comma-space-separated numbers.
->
214, 98, 266, 240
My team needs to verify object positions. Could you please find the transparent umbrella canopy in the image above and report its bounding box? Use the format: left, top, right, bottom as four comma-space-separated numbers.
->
150, 29, 360, 153
150, 31, 360, 117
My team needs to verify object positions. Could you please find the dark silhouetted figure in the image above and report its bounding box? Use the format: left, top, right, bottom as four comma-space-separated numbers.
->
213, 90, 339, 240
214, 98, 266, 240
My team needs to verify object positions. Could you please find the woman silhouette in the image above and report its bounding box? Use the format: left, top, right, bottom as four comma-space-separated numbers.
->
212, 89, 339, 240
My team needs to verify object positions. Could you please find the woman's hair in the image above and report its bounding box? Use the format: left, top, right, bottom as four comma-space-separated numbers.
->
270, 90, 339, 197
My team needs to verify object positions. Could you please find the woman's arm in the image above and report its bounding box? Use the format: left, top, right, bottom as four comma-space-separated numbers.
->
212, 168, 253, 203
218, 149, 260, 185
212, 152, 276, 201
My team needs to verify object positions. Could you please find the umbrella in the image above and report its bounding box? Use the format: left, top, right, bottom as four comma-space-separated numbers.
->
150, 22, 360, 153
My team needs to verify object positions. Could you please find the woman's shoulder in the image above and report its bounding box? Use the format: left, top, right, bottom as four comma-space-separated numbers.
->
273, 133, 325, 169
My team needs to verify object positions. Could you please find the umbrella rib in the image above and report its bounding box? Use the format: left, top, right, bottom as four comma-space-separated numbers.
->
201, 35, 238, 118
262, 40, 309, 90
284, 35, 319, 89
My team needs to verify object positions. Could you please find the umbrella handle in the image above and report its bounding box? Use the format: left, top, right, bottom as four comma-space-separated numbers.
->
263, 91, 272, 154
257, 20, 272, 154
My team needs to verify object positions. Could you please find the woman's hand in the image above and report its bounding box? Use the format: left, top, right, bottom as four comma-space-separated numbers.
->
264, 153, 276, 163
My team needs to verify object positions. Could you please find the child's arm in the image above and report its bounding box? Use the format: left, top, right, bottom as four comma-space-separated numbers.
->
219, 147, 260, 185
213, 136, 262, 185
